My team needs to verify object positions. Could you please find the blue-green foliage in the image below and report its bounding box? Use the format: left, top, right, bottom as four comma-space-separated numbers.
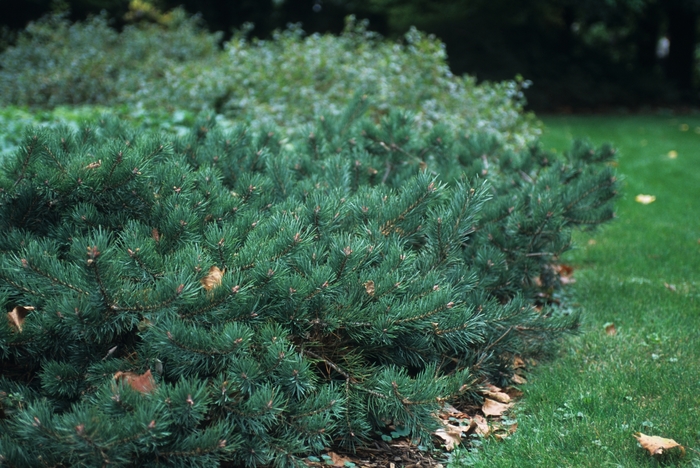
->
0, 103, 617, 466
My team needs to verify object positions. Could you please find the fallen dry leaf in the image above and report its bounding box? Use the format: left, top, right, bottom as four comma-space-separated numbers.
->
201, 266, 225, 291
482, 398, 512, 417
442, 403, 461, 415
555, 263, 576, 284
634, 432, 685, 456
667, 150, 678, 159
511, 373, 527, 385
505, 387, 524, 399
482, 384, 511, 404
441, 403, 468, 419
325, 451, 353, 467
513, 356, 526, 369
664, 283, 677, 292
508, 422, 518, 434
604, 322, 617, 336
435, 423, 473, 450
492, 419, 519, 440
635, 194, 656, 205
472, 415, 490, 436
364, 280, 375, 296
7, 306, 35, 332
114, 369, 157, 394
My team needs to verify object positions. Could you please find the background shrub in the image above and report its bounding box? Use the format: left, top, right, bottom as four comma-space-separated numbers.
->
0, 13, 538, 151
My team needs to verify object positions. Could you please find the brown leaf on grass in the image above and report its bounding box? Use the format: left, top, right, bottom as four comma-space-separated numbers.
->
201, 266, 225, 291
482, 398, 512, 417
434, 424, 462, 452
554, 264, 575, 284
7, 306, 35, 332
114, 369, 157, 394
505, 387, 524, 399
633, 432, 685, 456
635, 194, 656, 205
508, 422, 518, 434
482, 384, 511, 404
472, 415, 490, 436
511, 373, 527, 385
492, 419, 519, 440
604, 322, 617, 336
435, 423, 470, 451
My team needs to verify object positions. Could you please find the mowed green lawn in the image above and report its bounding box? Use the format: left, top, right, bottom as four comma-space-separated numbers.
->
450, 115, 700, 467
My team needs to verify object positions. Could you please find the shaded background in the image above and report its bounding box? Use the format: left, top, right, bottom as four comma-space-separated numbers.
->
2, 0, 699, 111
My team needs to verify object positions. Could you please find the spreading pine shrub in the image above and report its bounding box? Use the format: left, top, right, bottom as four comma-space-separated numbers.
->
0, 101, 617, 466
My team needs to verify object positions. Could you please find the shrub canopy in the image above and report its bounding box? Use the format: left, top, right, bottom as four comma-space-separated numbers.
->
0, 102, 617, 466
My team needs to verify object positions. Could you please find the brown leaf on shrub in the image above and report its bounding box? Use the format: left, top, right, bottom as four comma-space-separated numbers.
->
7, 306, 35, 332
633, 432, 685, 456
364, 280, 375, 296
482, 398, 512, 417
201, 266, 225, 291
114, 369, 157, 394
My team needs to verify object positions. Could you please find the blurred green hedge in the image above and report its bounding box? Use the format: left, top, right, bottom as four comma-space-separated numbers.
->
0, 11, 539, 151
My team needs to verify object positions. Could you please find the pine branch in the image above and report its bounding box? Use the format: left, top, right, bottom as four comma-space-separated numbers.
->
12, 135, 39, 188
20, 257, 89, 296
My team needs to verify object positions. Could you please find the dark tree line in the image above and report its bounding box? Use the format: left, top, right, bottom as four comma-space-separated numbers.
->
2, 0, 699, 109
